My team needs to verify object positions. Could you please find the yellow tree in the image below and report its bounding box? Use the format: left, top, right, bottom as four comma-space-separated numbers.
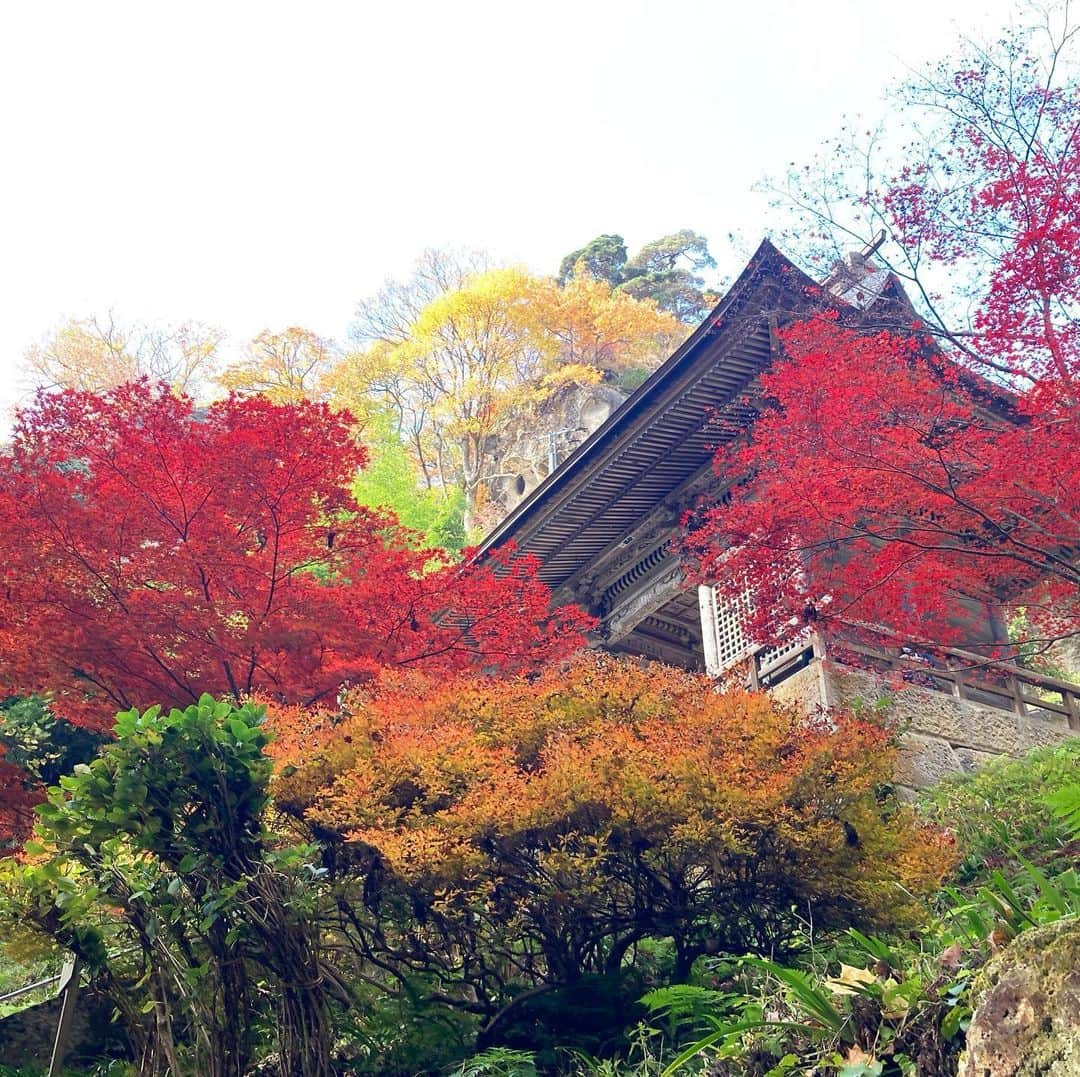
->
332, 267, 686, 528
332, 249, 491, 485
325, 338, 436, 475
335, 268, 555, 528
24, 315, 223, 397
217, 327, 339, 404
529, 272, 686, 375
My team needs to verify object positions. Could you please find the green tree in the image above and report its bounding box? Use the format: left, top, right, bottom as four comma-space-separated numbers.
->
352, 411, 466, 553
3, 697, 335, 1077
619, 229, 717, 322
556, 233, 628, 287
0, 696, 103, 787
558, 230, 718, 323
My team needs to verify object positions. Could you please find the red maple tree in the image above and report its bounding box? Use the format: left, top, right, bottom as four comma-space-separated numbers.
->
0, 745, 37, 846
687, 18, 1080, 658
0, 383, 589, 741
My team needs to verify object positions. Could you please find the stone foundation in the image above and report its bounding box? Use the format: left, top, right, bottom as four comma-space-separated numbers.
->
769, 659, 1076, 788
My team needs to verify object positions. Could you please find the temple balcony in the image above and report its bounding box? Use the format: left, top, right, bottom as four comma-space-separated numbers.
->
725, 630, 1080, 789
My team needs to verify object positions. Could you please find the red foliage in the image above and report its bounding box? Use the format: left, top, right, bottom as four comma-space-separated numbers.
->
687, 318, 1079, 649
0, 744, 39, 846
0, 383, 589, 732
687, 53, 1080, 654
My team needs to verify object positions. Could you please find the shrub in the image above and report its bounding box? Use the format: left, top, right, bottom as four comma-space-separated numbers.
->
269, 655, 953, 1048
1, 697, 335, 1077
918, 739, 1080, 884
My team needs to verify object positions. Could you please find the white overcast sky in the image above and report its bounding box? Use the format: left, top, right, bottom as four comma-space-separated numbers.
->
0, 0, 1024, 422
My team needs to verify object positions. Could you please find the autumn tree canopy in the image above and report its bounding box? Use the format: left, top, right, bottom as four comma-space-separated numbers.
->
334, 262, 682, 529
0, 746, 36, 848
527, 271, 683, 376
688, 14, 1080, 657
24, 314, 224, 398
0, 382, 589, 735
217, 326, 340, 403
268, 655, 952, 1025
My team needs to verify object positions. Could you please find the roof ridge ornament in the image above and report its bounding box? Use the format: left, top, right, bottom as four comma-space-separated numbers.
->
824, 229, 890, 309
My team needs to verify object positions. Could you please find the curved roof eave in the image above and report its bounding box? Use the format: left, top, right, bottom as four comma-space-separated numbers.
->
474, 237, 818, 563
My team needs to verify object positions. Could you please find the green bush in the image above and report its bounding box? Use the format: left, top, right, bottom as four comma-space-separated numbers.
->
918, 739, 1080, 884
0, 697, 104, 788
1, 697, 334, 1077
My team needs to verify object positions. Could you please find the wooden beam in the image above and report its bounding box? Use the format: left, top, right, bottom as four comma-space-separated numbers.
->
602, 563, 684, 643
479, 315, 784, 579
555, 460, 733, 608
610, 631, 702, 668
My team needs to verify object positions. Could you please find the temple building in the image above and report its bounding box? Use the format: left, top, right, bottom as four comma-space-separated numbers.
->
478, 239, 1079, 787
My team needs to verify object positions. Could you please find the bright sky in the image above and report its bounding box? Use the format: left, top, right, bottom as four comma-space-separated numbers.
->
0, 0, 1023, 423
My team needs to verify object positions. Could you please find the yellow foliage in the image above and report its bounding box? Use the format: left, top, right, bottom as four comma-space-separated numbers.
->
217, 326, 338, 404
541, 363, 603, 390
324, 267, 688, 519
23, 316, 223, 397
527, 272, 686, 373
25, 318, 138, 392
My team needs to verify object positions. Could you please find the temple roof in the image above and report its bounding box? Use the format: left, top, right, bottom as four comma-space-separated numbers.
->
476, 239, 822, 665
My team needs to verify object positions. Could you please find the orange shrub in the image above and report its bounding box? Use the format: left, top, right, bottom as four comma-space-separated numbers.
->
267, 655, 952, 995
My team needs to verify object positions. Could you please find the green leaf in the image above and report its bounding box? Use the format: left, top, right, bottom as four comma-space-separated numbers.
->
752, 959, 846, 1033
765, 1055, 799, 1077
1046, 784, 1080, 838
227, 718, 253, 743
846, 928, 895, 965
941, 1002, 971, 1040
838, 1062, 883, 1077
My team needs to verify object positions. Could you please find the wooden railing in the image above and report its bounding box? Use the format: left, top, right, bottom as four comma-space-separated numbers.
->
842, 641, 1080, 730
743, 635, 1080, 731
745, 633, 818, 690
0, 972, 63, 1006
0, 953, 82, 1076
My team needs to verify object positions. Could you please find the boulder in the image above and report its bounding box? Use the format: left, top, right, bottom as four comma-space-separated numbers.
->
960, 917, 1080, 1076
484, 380, 627, 519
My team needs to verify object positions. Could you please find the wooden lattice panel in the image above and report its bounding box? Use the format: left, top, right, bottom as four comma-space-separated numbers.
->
698, 584, 808, 679
699, 585, 751, 676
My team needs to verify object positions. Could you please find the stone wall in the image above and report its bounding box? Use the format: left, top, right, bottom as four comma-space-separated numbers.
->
769, 659, 1076, 788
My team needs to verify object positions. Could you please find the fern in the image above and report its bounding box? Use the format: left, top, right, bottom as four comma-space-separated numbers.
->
1046, 783, 1080, 839
640, 983, 742, 1026
448, 1047, 538, 1077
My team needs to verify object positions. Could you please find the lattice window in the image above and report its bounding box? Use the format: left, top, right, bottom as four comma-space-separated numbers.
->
698, 585, 749, 674
698, 584, 809, 680
699, 585, 753, 676
757, 629, 813, 680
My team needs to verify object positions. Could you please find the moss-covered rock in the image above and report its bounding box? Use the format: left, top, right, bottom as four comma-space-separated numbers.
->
960, 917, 1080, 1076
